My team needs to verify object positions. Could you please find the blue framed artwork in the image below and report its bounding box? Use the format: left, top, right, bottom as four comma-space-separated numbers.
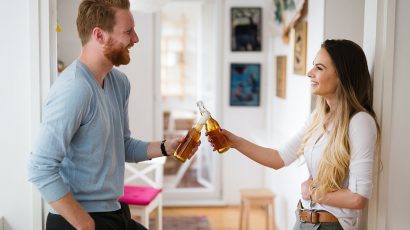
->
230, 63, 261, 106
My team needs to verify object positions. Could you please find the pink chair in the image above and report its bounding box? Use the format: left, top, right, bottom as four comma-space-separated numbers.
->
121, 158, 165, 230
120, 185, 162, 229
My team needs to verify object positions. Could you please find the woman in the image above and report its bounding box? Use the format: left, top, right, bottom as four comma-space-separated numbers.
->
217, 39, 380, 230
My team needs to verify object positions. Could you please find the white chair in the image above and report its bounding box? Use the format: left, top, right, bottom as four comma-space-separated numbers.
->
120, 157, 165, 230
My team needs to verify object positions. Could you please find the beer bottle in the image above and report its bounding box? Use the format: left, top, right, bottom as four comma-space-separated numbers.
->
173, 112, 210, 163
196, 100, 231, 153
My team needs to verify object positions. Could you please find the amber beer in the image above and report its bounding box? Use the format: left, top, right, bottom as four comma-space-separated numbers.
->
173, 113, 210, 163
196, 101, 231, 153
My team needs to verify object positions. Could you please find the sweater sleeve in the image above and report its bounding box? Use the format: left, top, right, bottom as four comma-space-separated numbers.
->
27, 78, 92, 202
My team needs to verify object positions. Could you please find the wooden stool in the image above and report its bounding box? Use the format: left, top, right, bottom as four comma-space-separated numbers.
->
239, 188, 277, 230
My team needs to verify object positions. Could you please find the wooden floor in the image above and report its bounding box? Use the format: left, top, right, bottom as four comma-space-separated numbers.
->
163, 206, 268, 230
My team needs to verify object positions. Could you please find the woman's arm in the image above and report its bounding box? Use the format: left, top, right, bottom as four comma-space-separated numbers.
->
220, 129, 285, 170
315, 188, 368, 209
301, 178, 367, 209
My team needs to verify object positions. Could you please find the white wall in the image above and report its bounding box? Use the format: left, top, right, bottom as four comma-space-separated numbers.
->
0, 1, 35, 229
324, 0, 364, 44
118, 12, 156, 141
385, 0, 410, 227
57, 0, 82, 66
221, 0, 270, 204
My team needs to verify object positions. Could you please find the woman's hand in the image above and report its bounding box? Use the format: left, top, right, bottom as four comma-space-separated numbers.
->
206, 129, 242, 150
301, 177, 313, 200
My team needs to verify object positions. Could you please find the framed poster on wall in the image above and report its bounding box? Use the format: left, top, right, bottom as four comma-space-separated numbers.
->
276, 56, 287, 98
231, 7, 262, 51
230, 63, 261, 106
293, 20, 307, 75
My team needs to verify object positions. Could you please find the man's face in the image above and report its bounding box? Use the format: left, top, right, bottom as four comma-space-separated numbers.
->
103, 9, 139, 66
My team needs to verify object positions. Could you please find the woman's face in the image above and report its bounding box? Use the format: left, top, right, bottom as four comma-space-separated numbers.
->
307, 48, 340, 105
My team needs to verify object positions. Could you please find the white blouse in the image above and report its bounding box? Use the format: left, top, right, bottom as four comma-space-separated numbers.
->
278, 112, 377, 230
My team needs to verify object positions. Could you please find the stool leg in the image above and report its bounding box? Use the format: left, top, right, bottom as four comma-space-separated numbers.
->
244, 201, 250, 230
266, 203, 273, 230
271, 200, 277, 230
239, 200, 244, 230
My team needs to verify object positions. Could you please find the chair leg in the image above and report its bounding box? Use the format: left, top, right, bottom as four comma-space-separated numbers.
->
157, 202, 163, 230
140, 210, 149, 229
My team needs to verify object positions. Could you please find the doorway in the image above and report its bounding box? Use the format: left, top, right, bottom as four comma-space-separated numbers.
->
159, 0, 223, 205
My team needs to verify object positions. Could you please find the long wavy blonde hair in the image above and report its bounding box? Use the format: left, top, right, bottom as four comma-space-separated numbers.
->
301, 39, 380, 195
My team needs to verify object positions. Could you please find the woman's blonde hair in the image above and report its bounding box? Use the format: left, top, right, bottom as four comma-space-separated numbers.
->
301, 39, 380, 195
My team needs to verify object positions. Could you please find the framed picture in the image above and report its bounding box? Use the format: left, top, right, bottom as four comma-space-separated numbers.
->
231, 7, 262, 51
273, 0, 306, 43
230, 63, 261, 106
293, 20, 307, 75
276, 56, 287, 98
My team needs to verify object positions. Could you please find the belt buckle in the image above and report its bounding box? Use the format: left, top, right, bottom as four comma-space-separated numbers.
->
310, 210, 319, 224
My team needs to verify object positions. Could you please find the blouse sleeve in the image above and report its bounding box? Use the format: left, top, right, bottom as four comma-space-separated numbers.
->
347, 112, 378, 199
278, 114, 313, 166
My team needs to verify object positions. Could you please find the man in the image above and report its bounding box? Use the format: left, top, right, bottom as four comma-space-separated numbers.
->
28, 0, 197, 229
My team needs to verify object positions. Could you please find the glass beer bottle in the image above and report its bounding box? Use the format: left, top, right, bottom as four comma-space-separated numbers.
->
196, 100, 231, 153
173, 112, 210, 163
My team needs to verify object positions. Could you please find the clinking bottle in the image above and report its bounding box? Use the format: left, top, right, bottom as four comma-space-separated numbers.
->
173, 112, 210, 163
196, 101, 231, 153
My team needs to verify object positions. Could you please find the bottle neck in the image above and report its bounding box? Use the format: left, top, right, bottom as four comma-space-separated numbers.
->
194, 122, 204, 132
194, 112, 209, 131
197, 102, 210, 115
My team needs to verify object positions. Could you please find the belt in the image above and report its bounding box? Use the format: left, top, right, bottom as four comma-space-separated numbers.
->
297, 201, 339, 224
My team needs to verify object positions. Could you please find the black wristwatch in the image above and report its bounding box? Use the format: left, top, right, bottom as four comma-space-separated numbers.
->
160, 140, 169, 156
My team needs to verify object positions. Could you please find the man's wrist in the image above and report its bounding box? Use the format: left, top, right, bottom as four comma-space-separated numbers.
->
160, 140, 169, 156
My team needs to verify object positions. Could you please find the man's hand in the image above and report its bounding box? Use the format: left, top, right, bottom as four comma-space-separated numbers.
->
76, 215, 95, 230
49, 193, 95, 230
166, 137, 201, 159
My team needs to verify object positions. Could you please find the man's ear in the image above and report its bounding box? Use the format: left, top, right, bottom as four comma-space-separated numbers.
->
91, 27, 106, 44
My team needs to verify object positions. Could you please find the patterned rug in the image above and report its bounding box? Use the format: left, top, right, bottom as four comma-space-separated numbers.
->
149, 215, 211, 230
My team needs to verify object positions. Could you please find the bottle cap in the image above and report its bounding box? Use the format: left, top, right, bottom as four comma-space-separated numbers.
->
196, 100, 204, 107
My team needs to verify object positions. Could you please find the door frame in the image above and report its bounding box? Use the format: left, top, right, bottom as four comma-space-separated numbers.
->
367, 0, 396, 229
30, 0, 58, 229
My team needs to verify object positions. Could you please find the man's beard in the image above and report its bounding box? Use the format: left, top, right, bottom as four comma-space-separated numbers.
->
103, 38, 133, 66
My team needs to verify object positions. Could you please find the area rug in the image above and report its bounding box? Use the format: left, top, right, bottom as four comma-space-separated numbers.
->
149, 215, 211, 230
